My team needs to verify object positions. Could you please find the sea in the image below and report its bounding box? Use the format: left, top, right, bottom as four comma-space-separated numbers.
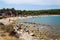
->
19, 16, 60, 30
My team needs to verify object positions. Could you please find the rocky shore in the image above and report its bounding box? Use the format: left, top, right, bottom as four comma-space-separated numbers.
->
13, 22, 60, 40
0, 16, 60, 40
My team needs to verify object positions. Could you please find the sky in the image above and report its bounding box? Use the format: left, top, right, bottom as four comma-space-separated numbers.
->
0, 0, 60, 10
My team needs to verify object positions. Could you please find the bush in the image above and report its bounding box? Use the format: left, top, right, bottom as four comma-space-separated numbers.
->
0, 16, 7, 19
0, 23, 14, 33
0, 22, 4, 25
0, 22, 5, 30
4, 24, 14, 32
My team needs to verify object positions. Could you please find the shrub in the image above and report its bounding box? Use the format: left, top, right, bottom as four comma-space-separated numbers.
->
0, 22, 5, 30
0, 23, 14, 33
4, 24, 14, 32
0, 22, 4, 25
0, 16, 7, 19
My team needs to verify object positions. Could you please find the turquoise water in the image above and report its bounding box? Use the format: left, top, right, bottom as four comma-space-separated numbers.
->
19, 16, 60, 30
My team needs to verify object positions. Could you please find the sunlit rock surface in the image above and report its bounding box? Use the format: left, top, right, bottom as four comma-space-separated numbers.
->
15, 22, 60, 40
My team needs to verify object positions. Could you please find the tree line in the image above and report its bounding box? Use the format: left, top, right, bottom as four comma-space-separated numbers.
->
0, 8, 60, 16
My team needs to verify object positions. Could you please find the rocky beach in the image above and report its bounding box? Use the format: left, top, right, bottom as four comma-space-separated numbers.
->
0, 16, 60, 40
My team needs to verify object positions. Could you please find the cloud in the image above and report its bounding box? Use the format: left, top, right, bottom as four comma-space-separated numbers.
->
1, 0, 60, 5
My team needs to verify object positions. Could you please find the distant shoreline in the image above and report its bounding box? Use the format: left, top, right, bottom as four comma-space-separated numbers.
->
0, 15, 60, 25
18, 15, 60, 19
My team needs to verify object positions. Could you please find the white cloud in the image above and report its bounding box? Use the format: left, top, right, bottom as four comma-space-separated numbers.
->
2, 0, 60, 5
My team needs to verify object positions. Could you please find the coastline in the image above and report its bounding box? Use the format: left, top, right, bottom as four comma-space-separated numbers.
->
0, 15, 60, 25
0, 15, 60, 40
18, 15, 60, 19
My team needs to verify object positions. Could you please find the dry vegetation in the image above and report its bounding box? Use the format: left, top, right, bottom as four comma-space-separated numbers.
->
0, 21, 60, 40
0, 20, 19, 40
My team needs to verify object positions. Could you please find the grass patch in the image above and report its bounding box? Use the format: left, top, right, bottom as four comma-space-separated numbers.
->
0, 22, 14, 33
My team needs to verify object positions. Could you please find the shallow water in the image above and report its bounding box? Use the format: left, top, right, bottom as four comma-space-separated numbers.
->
19, 16, 60, 30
